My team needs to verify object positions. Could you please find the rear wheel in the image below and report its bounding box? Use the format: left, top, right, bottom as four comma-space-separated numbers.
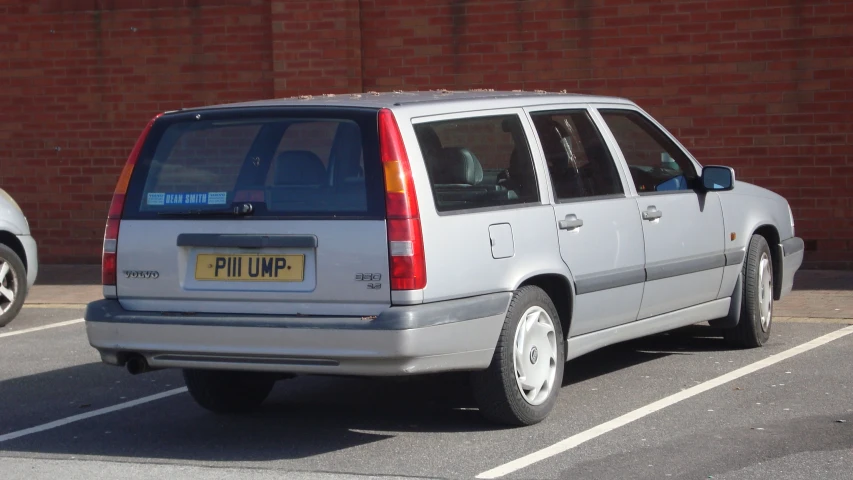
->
0, 244, 27, 328
471, 286, 565, 426
183, 369, 277, 413
724, 234, 773, 348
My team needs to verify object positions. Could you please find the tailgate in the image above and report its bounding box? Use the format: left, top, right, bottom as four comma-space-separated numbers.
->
116, 107, 391, 316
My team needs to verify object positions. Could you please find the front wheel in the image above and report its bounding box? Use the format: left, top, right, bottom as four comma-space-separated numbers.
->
471, 286, 565, 426
724, 234, 774, 348
183, 369, 277, 414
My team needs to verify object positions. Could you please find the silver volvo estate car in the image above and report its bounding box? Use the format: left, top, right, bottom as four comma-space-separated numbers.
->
85, 91, 804, 426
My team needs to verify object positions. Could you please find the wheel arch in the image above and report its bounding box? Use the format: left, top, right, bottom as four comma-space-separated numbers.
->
0, 230, 27, 273
516, 272, 574, 344
750, 224, 783, 300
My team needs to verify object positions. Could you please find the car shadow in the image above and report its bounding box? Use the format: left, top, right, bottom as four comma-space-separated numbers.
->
563, 323, 732, 386
0, 364, 495, 461
0, 324, 734, 462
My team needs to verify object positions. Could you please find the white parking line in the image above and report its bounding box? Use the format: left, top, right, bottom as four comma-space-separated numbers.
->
477, 324, 853, 479
0, 318, 84, 339
22, 304, 88, 309
0, 387, 187, 443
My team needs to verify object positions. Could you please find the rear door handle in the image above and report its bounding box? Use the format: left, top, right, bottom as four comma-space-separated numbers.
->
642, 206, 663, 221
559, 214, 583, 230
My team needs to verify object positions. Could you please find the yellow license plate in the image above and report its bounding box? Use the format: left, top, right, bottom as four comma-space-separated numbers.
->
195, 254, 305, 282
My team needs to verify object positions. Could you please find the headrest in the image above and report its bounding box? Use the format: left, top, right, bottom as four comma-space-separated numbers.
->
274, 150, 326, 185
431, 147, 483, 185
415, 125, 443, 158
330, 122, 363, 180
501, 117, 519, 133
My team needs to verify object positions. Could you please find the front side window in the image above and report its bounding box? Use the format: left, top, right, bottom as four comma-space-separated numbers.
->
530, 109, 623, 201
414, 114, 539, 212
599, 110, 697, 194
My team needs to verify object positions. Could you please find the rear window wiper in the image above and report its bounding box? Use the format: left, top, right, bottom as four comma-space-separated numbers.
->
157, 203, 255, 217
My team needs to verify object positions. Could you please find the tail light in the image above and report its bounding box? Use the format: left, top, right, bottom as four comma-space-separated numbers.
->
102, 114, 161, 288
378, 108, 426, 291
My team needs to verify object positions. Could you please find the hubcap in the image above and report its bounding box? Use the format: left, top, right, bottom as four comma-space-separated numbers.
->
513, 306, 558, 406
0, 260, 17, 314
758, 253, 773, 332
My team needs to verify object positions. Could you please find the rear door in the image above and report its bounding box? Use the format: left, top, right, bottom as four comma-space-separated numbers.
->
118, 107, 391, 316
525, 106, 646, 336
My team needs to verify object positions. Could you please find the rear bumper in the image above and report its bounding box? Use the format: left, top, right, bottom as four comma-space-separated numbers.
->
84, 293, 510, 376
779, 237, 804, 298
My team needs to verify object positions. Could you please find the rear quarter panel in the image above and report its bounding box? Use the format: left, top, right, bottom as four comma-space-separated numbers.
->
417, 205, 568, 302
394, 105, 573, 303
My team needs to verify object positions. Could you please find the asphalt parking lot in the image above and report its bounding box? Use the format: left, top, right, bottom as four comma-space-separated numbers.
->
1, 271, 852, 480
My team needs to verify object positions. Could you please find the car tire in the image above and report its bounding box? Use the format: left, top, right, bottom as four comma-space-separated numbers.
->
471, 285, 565, 426
183, 369, 276, 414
0, 244, 27, 328
724, 234, 774, 348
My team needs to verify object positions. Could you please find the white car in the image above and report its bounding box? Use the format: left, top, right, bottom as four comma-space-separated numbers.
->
0, 188, 38, 326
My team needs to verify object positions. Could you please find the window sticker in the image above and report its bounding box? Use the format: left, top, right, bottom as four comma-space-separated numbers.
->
147, 192, 165, 205
207, 192, 227, 205
146, 192, 228, 206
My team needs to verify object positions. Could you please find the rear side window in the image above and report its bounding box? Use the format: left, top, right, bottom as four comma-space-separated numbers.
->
530, 110, 624, 201
413, 114, 539, 213
124, 109, 384, 219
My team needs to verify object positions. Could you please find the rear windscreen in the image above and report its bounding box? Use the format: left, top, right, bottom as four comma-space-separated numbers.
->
124, 108, 385, 219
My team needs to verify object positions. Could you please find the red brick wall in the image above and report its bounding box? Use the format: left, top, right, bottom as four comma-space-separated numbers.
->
1, 0, 852, 268
0, 0, 274, 263
270, 0, 362, 93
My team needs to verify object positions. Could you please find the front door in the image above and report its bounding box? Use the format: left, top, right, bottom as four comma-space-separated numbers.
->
597, 108, 725, 319
526, 107, 646, 337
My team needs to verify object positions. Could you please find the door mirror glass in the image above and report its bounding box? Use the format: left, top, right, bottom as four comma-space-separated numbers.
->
656, 175, 688, 191
701, 166, 735, 191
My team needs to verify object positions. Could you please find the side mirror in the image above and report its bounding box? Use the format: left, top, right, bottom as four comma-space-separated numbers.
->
701, 166, 735, 191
